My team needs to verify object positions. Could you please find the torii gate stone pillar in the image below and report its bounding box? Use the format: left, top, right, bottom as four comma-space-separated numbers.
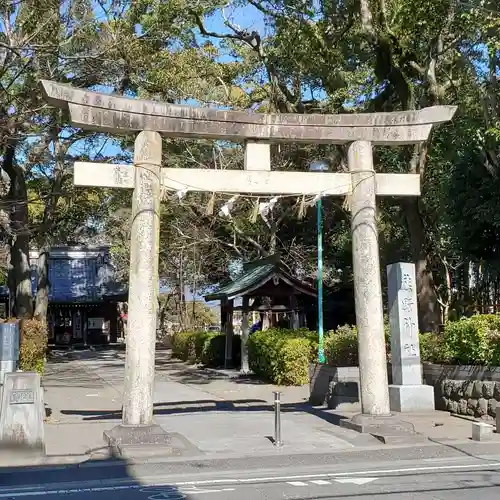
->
41, 80, 456, 451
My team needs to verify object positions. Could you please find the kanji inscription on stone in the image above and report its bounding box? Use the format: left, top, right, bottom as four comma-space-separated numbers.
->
387, 262, 422, 385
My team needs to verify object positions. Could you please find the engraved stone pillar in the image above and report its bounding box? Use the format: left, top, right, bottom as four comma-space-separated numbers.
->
387, 262, 434, 412
348, 140, 390, 416
122, 130, 162, 426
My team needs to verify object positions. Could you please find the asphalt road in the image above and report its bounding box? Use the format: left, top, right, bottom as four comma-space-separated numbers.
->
2, 455, 500, 500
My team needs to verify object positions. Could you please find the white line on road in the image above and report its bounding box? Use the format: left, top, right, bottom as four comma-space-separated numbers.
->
1, 461, 500, 498
0, 485, 142, 498
187, 489, 235, 495
166, 462, 500, 487
335, 478, 378, 485
286, 478, 378, 487
0, 485, 235, 498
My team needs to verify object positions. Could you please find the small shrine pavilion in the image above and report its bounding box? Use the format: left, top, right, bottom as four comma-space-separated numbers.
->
204, 255, 317, 369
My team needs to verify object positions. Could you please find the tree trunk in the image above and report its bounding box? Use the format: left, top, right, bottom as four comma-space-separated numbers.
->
33, 131, 65, 323
403, 199, 440, 332
3, 143, 33, 318
34, 249, 49, 323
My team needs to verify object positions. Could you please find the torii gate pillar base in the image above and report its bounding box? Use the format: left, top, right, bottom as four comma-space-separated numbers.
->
103, 424, 199, 459
340, 413, 427, 445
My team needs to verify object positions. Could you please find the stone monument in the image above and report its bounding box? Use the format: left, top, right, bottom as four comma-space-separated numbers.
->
0, 372, 45, 453
0, 321, 20, 384
387, 262, 435, 412
40, 79, 456, 449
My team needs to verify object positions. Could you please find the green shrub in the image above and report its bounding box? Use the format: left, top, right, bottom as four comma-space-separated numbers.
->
324, 324, 358, 366
171, 330, 201, 361
248, 328, 314, 385
443, 317, 492, 364
320, 315, 500, 367
418, 332, 450, 363
276, 337, 311, 385
200, 333, 241, 367
199, 332, 223, 366
440, 314, 500, 365
19, 319, 48, 374
172, 330, 241, 368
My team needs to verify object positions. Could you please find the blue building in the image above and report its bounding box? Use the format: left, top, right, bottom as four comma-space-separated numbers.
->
29, 245, 127, 346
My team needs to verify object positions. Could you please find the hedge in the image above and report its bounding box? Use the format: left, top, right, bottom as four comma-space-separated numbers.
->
424, 314, 500, 365
19, 319, 48, 374
171, 315, 500, 386
248, 328, 317, 385
171, 330, 240, 367
322, 314, 500, 367
171, 327, 316, 385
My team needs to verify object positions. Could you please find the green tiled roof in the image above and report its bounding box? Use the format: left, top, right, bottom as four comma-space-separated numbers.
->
205, 263, 274, 301
204, 256, 317, 302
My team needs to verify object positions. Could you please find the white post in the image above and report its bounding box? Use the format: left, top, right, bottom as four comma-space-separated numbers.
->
224, 299, 234, 368
241, 296, 250, 374
122, 131, 162, 426
348, 140, 391, 416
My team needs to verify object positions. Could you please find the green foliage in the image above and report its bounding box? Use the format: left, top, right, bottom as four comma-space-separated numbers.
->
248, 328, 316, 385
324, 322, 391, 366
171, 329, 240, 367
441, 315, 500, 365
199, 333, 241, 367
324, 325, 359, 367
171, 330, 199, 361
418, 332, 451, 364
19, 319, 48, 374
320, 315, 500, 367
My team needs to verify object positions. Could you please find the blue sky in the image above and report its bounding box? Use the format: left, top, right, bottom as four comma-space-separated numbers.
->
78, 4, 267, 162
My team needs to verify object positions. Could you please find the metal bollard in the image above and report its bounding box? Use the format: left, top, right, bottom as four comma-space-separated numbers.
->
273, 391, 282, 447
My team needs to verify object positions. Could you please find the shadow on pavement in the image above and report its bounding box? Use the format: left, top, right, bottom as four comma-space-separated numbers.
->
60, 398, 347, 426
0, 455, 189, 499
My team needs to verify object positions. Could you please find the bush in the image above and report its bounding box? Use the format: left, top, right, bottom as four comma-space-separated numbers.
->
19, 319, 48, 374
171, 330, 241, 368
171, 330, 199, 361
199, 332, 241, 367
248, 328, 314, 385
324, 325, 358, 366
418, 332, 450, 363
442, 315, 500, 365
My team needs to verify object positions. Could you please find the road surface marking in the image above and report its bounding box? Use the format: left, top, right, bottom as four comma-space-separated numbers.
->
1, 462, 500, 497
166, 462, 500, 486
186, 489, 235, 495
335, 478, 378, 485
0, 485, 142, 498
287, 478, 377, 487
0, 484, 234, 498
140, 486, 187, 499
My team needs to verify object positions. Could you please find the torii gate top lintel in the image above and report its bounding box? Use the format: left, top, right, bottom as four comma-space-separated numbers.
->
40, 80, 457, 145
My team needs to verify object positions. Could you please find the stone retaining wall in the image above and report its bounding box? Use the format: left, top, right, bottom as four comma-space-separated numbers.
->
309, 363, 500, 418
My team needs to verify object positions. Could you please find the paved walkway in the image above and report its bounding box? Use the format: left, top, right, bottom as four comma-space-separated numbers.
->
42, 349, 373, 458
41, 349, 500, 461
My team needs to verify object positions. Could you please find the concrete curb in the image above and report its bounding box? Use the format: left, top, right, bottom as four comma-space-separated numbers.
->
3, 438, 500, 472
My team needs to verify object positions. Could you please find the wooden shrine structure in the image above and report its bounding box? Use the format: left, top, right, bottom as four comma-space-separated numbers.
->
204, 255, 317, 370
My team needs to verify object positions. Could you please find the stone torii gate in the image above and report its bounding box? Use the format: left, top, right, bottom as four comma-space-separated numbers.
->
40, 80, 456, 451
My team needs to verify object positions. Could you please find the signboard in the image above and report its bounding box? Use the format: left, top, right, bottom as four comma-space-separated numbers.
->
88, 317, 104, 330
10, 389, 35, 405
